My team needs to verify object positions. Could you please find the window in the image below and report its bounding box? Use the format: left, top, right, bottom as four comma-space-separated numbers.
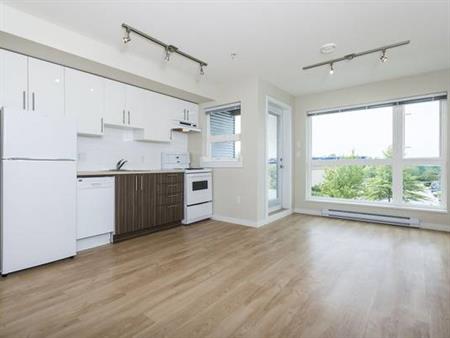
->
203, 103, 241, 166
307, 94, 447, 210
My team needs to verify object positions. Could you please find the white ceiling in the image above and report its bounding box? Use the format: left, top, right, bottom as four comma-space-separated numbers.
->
7, 0, 450, 96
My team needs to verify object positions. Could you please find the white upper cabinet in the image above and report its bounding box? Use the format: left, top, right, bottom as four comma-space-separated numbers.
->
0, 50, 64, 116
0, 50, 29, 113
135, 91, 172, 143
170, 97, 199, 127
0, 49, 199, 142
104, 78, 126, 126
28, 57, 65, 117
65, 68, 104, 136
186, 102, 199, 127
104, 80, 145, 129
125, 85, 145, 128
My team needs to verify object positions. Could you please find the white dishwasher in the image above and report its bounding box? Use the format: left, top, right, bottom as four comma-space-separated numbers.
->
76, 176, 115, 251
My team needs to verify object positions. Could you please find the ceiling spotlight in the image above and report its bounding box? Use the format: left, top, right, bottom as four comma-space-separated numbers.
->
329, 63, 334, 75
380, 49, 388, 63
122, 28, 131, 44
200, 64, 205, 76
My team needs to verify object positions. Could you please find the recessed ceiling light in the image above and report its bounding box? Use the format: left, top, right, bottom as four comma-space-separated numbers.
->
320, 43, 336, 54
230, 52, 238, 60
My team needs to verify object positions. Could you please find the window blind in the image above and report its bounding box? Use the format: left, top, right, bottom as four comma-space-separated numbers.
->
307, 93, 447, 117
206, 103, 241, 159
211, 141, 237, 159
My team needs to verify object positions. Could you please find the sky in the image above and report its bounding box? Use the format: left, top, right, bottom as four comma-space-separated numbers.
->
311, 101, 440, 159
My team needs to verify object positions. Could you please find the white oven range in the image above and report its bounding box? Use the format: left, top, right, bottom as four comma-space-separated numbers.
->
183, 168, 213, 224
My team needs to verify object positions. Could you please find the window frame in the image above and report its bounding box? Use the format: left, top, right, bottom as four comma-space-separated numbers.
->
305, 94, 447, 211
201, 102, 242, 168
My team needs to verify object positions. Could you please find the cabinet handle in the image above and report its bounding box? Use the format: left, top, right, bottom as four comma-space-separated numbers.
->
22, 91, 26, 110
141, 176, 143, 191
187, 110, 190, 121
122, 110, 125, 124
32, 92, 35, 111
101, 117, 104, 133
128, 111, 130, 125
135, 176, 138, 191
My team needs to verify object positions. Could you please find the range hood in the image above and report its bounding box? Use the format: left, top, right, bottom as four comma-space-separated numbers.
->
171, 120, 201, 133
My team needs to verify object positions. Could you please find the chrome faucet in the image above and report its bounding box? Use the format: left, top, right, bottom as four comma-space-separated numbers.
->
116, 159, 128, 170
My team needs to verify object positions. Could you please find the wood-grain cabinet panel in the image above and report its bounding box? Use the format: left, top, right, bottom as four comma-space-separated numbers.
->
114, 173, 184, 241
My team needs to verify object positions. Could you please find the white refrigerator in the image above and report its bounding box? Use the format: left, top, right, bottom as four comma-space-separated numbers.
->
1, 109, 77, 275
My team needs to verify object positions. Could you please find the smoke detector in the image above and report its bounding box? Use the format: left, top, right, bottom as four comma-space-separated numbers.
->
320, 43, 336, 54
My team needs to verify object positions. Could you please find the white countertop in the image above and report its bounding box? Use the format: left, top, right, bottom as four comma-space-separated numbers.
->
77, 169, 185, 177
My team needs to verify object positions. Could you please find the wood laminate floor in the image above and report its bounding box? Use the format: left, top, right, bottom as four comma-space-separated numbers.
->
0, 214, 449, 338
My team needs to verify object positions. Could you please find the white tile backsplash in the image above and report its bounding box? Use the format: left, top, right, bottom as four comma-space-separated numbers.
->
77, 126, 188, 171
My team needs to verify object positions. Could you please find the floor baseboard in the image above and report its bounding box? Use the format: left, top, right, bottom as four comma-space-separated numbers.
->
293, 208, 450, 233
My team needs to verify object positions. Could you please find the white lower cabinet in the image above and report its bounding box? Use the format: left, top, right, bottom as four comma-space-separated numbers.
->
65, 68, 104, 136
134, 91, 172, 142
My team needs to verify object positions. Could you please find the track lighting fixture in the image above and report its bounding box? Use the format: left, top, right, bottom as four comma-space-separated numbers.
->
302, 40, 409, 73
329, 63, 334, 75
380, 49, 388, 63
121, 23, 208, 76
122, 28, 131, 44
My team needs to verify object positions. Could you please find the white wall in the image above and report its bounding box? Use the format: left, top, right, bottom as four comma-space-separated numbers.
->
0, 3, 218, 101
189, 77, 294, 225
77, 128, 187, 171
294, 69, 450, 228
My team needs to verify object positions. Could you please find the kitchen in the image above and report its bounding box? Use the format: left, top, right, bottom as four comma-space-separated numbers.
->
0, 48, 213, 275
1, 2, 449, 338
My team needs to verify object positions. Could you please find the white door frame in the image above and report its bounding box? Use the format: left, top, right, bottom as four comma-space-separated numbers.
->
264, 96, 293, 218
267, 108, 282, 211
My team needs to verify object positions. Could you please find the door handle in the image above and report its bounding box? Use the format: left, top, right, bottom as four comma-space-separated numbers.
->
128, 111, 130, 125
32, 92, 35, 111
22, 91, 26, 110
122, 110, 125, 124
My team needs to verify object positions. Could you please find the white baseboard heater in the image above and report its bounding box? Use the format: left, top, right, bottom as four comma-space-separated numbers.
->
321, 209, 420, 227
